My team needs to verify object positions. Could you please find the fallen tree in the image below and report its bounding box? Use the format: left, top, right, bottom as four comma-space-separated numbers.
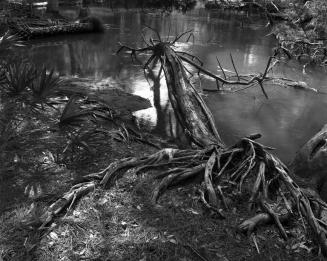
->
3, 2, 104, 39
7, 18, 103, 39
37, 31, 327, 256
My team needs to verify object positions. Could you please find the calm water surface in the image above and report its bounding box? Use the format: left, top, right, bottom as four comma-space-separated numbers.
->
24, 7, 327, 163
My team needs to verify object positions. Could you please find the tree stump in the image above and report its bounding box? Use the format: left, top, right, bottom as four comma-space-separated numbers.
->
291, 124, 327, 201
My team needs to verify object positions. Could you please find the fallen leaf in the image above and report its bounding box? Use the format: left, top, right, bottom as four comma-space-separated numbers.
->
73, 210, 80, 216
121, 221, 127, 229
168, 238, 177, 244
98, 198, 108, 205
49, 232, 58, 240
186, 208, 199, 215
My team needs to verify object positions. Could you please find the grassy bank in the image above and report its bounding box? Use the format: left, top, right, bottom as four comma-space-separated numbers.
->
0, 141, 320, 260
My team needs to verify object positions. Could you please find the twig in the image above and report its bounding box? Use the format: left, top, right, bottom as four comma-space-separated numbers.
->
252, 234, 260, 254
172, 29, 193, 44
144, 25, 162, 42
216, 56, 226, 80
198, 188, 225, 219
259, 198, 288, 240
230, 53, 240, 81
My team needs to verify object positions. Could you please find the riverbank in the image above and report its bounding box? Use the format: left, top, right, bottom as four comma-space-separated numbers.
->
0, 62, 319, 260
0, 72, 320, 260
205, 0, 327, 66
0, 72, 161, 260
1, 4, 327, 260
0, 138, 319, 261
273, 0, 326, 65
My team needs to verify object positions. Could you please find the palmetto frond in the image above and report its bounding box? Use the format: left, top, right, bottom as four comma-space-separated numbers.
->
31, 67, 64, 104
63, 127, 108, 156
0, 31, 24, 51
2, 61, 36, 96
59, 97, 92, 127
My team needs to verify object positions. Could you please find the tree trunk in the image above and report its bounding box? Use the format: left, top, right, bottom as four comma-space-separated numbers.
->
160, 45, 224, 148
38, 40, 327, 255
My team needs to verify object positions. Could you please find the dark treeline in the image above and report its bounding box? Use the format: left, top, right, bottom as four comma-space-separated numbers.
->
81, 0, 197, 11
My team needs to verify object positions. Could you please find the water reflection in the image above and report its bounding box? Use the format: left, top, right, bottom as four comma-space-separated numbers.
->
21, 7, 327, 162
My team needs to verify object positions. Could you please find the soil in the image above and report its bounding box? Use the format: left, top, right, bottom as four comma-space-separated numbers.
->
0, 121, 322, 261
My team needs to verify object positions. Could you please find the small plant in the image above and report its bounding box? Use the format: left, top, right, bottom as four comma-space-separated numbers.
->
2, 61, 36, 96
0, 31, 24, 51
59, 97, 92, 127
62, 128, 107, 158
0, 118, 21, 151
30, 67, 63, 105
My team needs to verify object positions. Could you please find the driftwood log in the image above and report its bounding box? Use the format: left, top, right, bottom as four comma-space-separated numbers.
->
8, 18, 103, 39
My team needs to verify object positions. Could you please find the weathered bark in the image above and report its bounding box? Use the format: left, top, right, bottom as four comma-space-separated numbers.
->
10, 22, 97, 39
36, 36, 327, 256
240, 125, 327, 241
160, 45, 224, 148
39, 182, 96, 229
290, 124, 327, 201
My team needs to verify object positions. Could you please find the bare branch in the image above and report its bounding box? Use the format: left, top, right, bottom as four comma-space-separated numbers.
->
230, 53, 240, 81
144, 25, 162, 42
216, 56, 226, 80
172, 29, 193, 44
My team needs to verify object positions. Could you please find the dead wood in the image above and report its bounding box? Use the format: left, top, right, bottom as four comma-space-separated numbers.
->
8, 18, 101, 39
39, 181, 96, 229
37, 30, 327, 257
114, 33, 327, 255
290, 124, 327, 202
238, 207, 292, 236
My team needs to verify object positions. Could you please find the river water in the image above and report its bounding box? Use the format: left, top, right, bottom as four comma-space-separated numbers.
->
25, 6, 327, 163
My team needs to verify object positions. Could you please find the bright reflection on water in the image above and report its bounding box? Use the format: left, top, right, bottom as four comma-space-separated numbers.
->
24, 7, 327, 162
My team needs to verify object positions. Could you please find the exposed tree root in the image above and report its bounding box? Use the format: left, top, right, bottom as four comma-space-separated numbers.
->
92, 138, 327, 254
39, 137, 327, 255
39, 182, 96, 229
38, 30, 327, 257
